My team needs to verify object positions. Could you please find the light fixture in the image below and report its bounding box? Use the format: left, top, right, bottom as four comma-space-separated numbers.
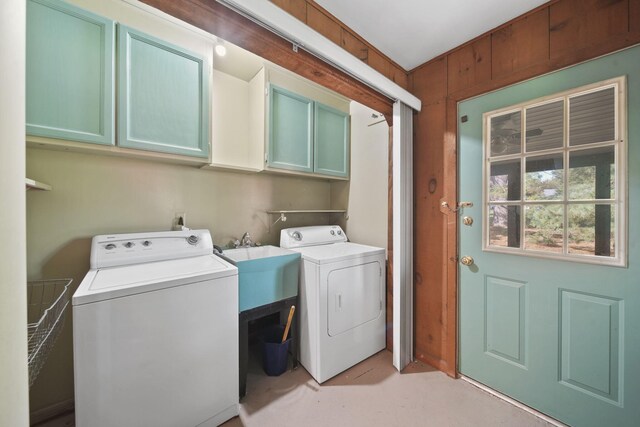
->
214, 39, 227, 57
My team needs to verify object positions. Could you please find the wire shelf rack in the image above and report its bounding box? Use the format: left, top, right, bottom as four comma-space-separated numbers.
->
27, 278, 72, 387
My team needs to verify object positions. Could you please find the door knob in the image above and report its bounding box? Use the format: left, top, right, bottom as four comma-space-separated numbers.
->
460, 256, 474, 266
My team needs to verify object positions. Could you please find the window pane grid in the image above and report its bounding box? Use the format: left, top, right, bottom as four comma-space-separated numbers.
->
483, 80, 622, 263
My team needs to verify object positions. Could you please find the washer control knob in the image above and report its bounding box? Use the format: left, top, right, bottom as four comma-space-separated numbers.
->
142, 240, 151, 247
105, 243, 116, 250
330, 230, 335, 235
187, 235, 199, 245
292, 231, 302, 241
337, 230, 342, 235
124, 242, 134, 248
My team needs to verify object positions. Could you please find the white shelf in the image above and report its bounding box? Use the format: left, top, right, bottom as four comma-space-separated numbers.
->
25, 178, 52, 191
267, 209, 346, 214
267, 209, 348, 225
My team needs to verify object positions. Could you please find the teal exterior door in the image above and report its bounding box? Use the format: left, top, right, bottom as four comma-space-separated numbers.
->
118, 26, 209, 158
458, 46, 640, 426
26, 0, 115, 145
314, 103, 349, 177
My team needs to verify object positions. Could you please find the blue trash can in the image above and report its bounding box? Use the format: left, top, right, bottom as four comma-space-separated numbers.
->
262, 325, 291, 376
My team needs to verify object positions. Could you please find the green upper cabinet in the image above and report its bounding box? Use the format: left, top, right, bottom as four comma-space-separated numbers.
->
118, 26, 209, 158
314, 103, 349, 177
268, 84, 349, 178
26, 0, 115, 145
268, 85, 314, 173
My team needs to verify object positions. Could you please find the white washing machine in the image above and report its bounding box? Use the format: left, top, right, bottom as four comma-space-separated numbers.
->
73, 229, 238, 427
280, 225, 385, 383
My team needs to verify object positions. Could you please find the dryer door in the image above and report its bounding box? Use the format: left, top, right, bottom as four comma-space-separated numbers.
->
327, 260, 383, 337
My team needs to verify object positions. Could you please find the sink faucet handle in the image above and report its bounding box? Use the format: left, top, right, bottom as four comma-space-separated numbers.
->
240, 232, 253, 247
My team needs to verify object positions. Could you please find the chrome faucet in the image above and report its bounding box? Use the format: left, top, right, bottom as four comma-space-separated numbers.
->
236, 232, 253, 248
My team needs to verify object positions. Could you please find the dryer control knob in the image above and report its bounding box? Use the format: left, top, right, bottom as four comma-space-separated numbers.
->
292, 231, 302, 241
187, 235, 199, 245
105, 243, 116, 250
124, 242, 135, 248
330, 230, 335, 235
337, 230, 342, 235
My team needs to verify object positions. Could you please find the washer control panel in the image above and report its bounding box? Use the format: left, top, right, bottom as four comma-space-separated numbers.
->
91, 230, 213, 269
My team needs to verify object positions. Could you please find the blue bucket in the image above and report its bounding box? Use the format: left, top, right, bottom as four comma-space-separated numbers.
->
262, 325, 291, 376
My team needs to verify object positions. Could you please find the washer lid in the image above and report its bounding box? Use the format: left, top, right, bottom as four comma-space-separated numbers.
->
73, 255, 237, 305
288, 242, 385, 264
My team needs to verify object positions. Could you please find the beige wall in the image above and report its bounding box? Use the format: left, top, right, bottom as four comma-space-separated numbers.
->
26, 148, 335, 413
332, 102, 389, 250
0, 0, 29, 425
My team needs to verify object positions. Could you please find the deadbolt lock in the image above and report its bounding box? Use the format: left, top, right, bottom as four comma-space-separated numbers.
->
463, 216, 473, 226
460, 256, 474, 266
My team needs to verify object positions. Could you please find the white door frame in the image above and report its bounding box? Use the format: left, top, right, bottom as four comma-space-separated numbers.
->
392, 101, 414, 370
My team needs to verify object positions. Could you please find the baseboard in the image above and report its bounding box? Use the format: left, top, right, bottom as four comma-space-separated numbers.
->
460, 375, 567, 427
30, 399, 74, 425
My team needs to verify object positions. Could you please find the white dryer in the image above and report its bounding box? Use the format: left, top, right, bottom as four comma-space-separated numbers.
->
280, 225, 385, 383
73, 229, 239, 427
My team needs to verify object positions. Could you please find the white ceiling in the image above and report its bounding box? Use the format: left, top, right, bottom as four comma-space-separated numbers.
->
314, 0, 549, 71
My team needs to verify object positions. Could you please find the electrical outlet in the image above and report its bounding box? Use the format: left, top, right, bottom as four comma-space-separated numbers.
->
174, 212, 186, 229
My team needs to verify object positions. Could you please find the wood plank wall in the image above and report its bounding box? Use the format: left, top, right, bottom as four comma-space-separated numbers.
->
410, 0, 640, 376
270, 0, 409, 89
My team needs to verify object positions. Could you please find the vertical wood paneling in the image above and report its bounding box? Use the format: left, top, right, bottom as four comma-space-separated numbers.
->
492, 8, 549, 79
341, 28, 368, 61
270, 0, 306, 22
367, 49, 390, 77
270, 0, 409, 90
413, 57, 447, 105
307, 4, 341, 45
414, 101, 447, 365
412, 56, 449, 369
550, 0, 629, 58
447, 37, 491, 94
390, 65, 408, 89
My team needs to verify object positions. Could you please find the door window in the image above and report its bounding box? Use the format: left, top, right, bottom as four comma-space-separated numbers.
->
484, 78, 626, 266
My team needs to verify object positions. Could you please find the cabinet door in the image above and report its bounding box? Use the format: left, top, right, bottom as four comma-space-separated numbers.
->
314, 103, 349, 177
268, 85, 313, 173
118, 26, 209, 158
26, 0, 115, 145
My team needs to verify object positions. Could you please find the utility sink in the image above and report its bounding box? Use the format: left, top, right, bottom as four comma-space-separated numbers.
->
218, 246, 300, 312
